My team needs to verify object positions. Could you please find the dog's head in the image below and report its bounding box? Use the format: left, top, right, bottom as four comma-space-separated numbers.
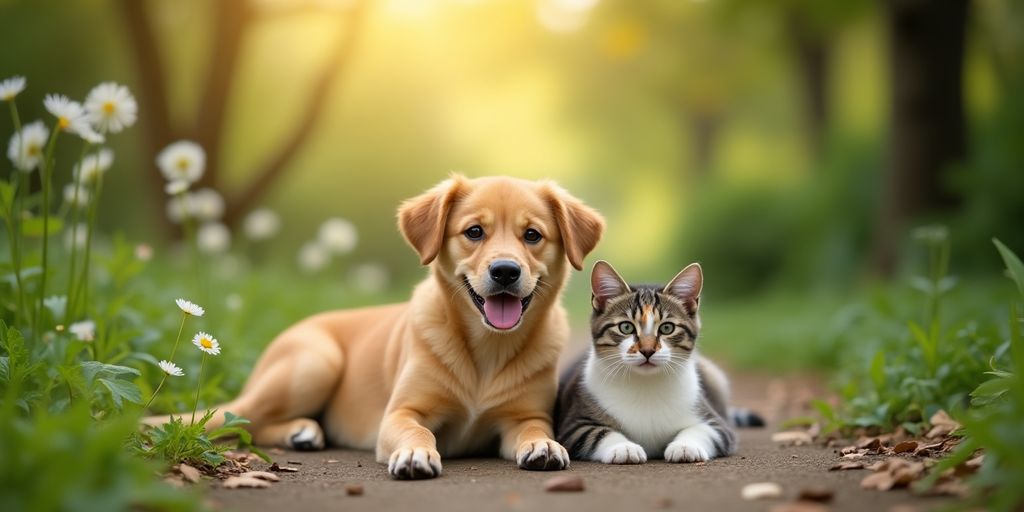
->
398, 175, 604, 332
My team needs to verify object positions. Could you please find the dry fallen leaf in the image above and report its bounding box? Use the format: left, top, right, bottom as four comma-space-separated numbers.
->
223, 476, 271, 489
797, 487, 834, 503
544, 475, 585, 492
842, 452, 866, 460
268, 462, 299, 473
829, 461, 865, 471
177, 463, 201, 483
926, 411, 961, 439
769, 503, 829, 512
892, 441, 918, 454
772, 431, 813, 446
861, 471, 896, 491
239, 471, 279, 482
741, 482, 783, 500
857, 437, 883, 451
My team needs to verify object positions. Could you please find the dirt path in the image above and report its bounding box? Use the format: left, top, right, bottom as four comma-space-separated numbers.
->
207, 374, 953, 511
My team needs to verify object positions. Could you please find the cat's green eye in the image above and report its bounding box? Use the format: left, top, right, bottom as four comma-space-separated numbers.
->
659, 323, 675, 335
618, 322, 635, 334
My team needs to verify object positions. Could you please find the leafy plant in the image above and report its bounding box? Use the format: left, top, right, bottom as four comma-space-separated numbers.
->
133, 410, 268, 468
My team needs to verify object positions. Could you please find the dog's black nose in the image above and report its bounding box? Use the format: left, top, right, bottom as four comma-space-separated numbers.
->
489, 260, 521, 287
640, 348, 656, 360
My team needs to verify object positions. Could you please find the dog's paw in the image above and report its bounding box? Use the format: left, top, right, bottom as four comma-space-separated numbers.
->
286, 419, 325, 451
663, 440, 710, 463
388, 447, 443, 480
517, 439, 570, 471
597, 441, 647, 465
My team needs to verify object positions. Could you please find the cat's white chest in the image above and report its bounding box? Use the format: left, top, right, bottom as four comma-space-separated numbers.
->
584, 359, 704, 455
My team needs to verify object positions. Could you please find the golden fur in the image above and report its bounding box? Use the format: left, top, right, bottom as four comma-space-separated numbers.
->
144, 175, 604, 479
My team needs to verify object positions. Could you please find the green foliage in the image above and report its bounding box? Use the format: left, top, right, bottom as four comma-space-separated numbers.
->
133, 410, 268, 468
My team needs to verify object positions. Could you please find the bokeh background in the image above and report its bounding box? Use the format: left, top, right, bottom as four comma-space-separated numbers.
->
2, 0, 1022, 375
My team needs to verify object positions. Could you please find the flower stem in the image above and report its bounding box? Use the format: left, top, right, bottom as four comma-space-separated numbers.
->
35, 125, 61, 336
191, 354, 206, 425
6, 101, 27, 326
169, 312, 187, 361
144, 374, 167, 410
72, 170, 103, 320
64, 142, 92, 324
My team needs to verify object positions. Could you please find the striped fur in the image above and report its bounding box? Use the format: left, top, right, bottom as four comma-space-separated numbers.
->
555, 261, 756, 464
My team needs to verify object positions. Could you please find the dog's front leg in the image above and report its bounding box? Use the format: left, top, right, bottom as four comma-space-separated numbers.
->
500, 415, 570, 471
377, 408, 443, 480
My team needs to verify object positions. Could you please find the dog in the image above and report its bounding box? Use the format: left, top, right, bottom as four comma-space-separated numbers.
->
145, 175, 605, 480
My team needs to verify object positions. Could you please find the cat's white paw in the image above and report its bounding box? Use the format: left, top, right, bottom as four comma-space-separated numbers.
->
664, 440, 710, 463
598, 441, 647, 464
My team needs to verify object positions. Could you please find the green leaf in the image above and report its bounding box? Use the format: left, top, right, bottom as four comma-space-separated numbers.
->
908, 321, 935, 368
869, 351, 886, 391
970, 377, 1012, 405
80, 361, 140, 382
20, 217, 63, 237
97, 378, 142, 408
221, 411, 250, 429
994, 238, 1024, 298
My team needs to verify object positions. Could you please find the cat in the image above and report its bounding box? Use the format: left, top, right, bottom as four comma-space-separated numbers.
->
554, 260, 763, 464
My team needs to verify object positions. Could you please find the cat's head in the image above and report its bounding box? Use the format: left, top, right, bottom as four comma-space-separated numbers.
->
589, 260, 703, 375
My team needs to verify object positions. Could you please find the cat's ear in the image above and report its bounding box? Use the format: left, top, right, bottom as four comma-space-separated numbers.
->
664, 263, 703, 309
591, 260, 629, 311
397, 174, 467, 265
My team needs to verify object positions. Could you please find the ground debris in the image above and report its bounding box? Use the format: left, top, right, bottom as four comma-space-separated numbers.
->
741, 482, 783, 500
345, 483, 364, 496
797, 487, 834, 502
892, 441, 918, 454
925, 410, 961, 439
772, 431, 813, 446
223, 476, 272, 489
238, 471, 280, 482
544, 475, 585, 492
176, 463, 201, 483
769, 502, 830, 512
829, 461, 864, 471
269, 462, 299, 473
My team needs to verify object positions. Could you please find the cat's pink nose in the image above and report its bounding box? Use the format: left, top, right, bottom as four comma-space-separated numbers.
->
639, 348, 655, 360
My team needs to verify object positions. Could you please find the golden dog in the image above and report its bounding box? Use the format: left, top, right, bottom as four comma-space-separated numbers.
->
146, 175, 604, 479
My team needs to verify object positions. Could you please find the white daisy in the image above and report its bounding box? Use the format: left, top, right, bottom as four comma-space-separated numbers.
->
165, 180, 189, 195
157, 140, 205, 184
68, 320, 96, 342
190, 188, 225, 221
84, 82, 137, 134
64, 183, 90, 208
351, 263, 390, 293
175, 298, 205, 317
77, 124, 105, 145
243, 208, 281, 241
43, 94, 90, 135
0, 76, 26, 101
192, 331, 221, 356
73, 148, 115, 184
7, 120, 49, 172
298, 240, 330, 273
197, 222, 231, 254
318, 218, 358, 254
64, 223, 88, 249
157, 360, 184, 377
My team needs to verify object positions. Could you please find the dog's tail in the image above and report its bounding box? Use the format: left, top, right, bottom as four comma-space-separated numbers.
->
729, 407, 766, 428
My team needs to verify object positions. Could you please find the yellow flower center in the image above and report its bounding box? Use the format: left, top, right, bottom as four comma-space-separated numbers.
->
200, 338, 213, 349
177, 158, 190, 171
28, 144, 40, 156
102, 101, 115, 114
58, 117, 69, 130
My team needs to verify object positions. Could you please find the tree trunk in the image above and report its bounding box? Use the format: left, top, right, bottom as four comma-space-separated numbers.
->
871, 0, 969, 276
787, 11, 831, 159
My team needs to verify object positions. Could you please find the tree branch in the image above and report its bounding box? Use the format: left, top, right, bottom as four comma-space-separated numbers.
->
224, 0, 372, 226
195, 0, 252, 192
117, 0, 177, 237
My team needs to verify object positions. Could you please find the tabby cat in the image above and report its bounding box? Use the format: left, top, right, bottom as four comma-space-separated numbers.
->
555, 260, 762, 464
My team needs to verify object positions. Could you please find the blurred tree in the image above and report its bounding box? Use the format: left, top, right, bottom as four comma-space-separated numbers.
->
871, 0, 970, 275
117, 0, 370, 233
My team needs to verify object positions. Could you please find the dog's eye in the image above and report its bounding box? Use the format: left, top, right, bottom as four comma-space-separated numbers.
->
464, 225, 484, 241
618, 322, 635, 334
659, 323, 675, 335
524, 229, 542, 244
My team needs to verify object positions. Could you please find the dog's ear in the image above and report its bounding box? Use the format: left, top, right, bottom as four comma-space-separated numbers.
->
591, 260, 629, 311
663, 262, 703, 312
543, 183, 605, 271
397, 175, 466, 265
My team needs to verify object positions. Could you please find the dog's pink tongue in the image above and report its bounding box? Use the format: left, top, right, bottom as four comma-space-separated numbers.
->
483, 294, 523, 329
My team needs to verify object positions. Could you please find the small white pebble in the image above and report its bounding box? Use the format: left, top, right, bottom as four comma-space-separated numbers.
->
741, 482, 783, 500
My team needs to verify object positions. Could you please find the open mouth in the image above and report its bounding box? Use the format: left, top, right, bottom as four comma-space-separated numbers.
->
465, 277, 534, 330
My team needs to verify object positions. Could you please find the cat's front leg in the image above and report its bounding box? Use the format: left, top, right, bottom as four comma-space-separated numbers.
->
593, 432, 647, 464
664, 422, 729, 463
